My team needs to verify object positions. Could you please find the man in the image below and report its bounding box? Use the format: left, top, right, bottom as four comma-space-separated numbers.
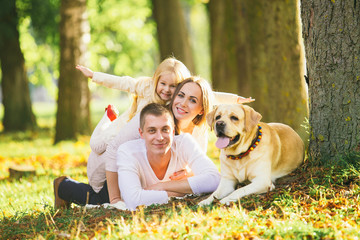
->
117, 103, 220, 210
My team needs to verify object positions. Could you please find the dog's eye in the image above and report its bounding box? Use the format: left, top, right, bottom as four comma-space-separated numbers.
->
215, 115, 221, 120
230, 116, 239, 121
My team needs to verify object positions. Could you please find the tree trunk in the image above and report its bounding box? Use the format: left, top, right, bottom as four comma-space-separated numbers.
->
0, 0, 37, 132
152, 0, 195, 73
209, 0, 309, 142
55, 0, 91, 143
301, 1, 360, 160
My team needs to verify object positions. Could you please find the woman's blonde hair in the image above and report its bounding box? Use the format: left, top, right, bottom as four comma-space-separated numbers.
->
128, 57, 191, 120
151, 57, 191, 104
169, 76, 214, 134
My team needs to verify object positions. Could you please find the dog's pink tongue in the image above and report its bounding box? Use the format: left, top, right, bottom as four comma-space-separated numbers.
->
215, 137, 230, 149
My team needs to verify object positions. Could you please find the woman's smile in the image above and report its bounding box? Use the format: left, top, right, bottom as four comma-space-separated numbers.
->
175, 106, 188, 115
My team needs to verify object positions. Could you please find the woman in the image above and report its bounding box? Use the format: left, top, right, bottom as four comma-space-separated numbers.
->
54, 76, 253, 207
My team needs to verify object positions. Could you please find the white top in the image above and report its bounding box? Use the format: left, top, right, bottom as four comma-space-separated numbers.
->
116, 134, 220, 210
86, 112, 110, 192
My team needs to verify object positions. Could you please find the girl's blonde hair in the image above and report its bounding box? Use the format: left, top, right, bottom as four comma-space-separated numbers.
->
128, 57, 191, 120
169, 76, 214, 134
151, 57, 191, 104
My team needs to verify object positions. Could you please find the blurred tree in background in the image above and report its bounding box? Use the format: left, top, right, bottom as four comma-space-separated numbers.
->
152, 0, 195, 73
0, 0, 37, 132
17, 0, 60, 100
208, 0, 308, 141
54, 0, 91, 143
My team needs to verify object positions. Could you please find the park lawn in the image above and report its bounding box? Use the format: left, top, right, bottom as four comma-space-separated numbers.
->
0, 102, 360, 239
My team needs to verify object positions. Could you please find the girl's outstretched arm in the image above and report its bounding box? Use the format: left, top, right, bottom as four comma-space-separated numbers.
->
213, 91, 255, 105
237, 96, 255, 104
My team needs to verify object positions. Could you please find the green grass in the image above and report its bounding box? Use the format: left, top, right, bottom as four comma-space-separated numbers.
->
1, 101, 360, 239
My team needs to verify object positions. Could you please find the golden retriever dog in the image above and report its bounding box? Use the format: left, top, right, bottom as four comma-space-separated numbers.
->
199, 104, 304, 206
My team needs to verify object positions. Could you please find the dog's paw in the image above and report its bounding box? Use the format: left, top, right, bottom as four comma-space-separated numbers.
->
219, 197, 237, 206
198, 197, 214, 206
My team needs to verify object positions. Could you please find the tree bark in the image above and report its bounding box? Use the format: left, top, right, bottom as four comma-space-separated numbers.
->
301, 0, 360, 160
209, 0, 309, 141
0, 0, 37, 132
152, 0, 195, 73
55, 0, 91, 143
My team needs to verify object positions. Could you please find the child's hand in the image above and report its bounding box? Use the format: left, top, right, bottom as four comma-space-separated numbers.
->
237, 96, 255, 104
76, 65, 94, 79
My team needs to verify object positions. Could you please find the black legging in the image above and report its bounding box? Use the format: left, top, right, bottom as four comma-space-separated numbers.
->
58, 178, 110, 205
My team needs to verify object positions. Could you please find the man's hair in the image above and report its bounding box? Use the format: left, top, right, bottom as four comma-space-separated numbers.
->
140, 103, 174, 130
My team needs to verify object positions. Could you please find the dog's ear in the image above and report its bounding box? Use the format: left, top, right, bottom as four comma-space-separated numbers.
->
206, 106, 218, 130
242, 105, 262, 132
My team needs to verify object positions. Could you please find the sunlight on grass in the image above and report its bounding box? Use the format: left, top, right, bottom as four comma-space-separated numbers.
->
1, 101, 360, 239
0, 98, 131, 177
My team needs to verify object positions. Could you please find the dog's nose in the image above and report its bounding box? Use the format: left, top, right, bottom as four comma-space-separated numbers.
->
216, 121, 225, 129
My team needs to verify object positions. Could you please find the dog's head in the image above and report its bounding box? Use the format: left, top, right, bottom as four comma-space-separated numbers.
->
207, 104, 262, 150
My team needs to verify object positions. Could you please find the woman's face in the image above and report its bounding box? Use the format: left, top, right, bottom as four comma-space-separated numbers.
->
172, 82, 204, 123
156, 72, 177, 101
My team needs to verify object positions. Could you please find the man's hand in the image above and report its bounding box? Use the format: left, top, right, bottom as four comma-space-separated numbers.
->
76, 65, 94, 79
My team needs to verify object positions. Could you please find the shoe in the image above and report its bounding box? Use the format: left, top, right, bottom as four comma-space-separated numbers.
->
54, 176, 70, 209
105, 104, 119, 121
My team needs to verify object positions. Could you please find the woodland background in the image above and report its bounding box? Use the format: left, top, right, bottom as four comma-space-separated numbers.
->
0, 0, 360, 239
1, 0, 359, 160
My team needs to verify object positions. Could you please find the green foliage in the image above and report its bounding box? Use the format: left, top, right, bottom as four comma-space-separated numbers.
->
19, 17, 58, 98
2, 0, 212, 103
12, 0, 158, 101
87, 0, 157, 78
188, 2, 210, 80
16, 0, 60, 45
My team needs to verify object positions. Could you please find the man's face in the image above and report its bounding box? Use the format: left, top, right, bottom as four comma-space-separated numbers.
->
139, 113, 175, 157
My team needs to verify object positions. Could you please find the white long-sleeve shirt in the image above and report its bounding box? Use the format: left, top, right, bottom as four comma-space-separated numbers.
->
116, 133, 220, 210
